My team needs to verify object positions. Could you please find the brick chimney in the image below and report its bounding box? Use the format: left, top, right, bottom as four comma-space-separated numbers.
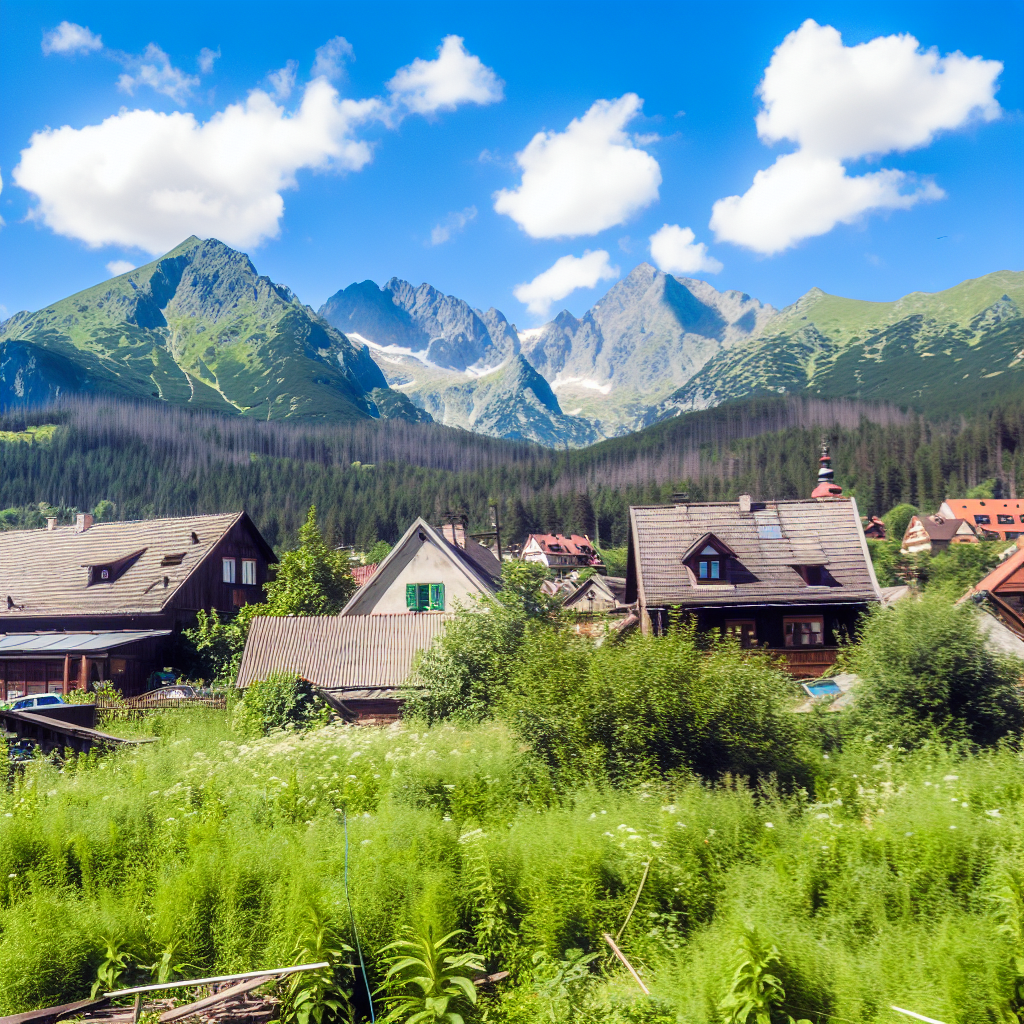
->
46, 517, 59, 531
75, 513, 94, 533
738, 494, 752, 513
441, 523, 466, 548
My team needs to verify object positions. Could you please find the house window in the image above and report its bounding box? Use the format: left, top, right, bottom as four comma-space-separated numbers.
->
798, 565, 826, 586
974, 515, 991, 525
725, 620, 758, 648
406, 583, 445, 611
997, 515, 1015, 525
222, 557, 236, 583
241, 559, 257, 585
784, 617, 825, 647
699, 559, 720, 580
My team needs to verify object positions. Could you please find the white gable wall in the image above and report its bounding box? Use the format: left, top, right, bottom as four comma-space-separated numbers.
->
368, 541, 485, 614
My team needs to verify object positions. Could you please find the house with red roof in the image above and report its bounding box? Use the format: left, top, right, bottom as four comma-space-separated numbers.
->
963, 538, 1024, 639
938, 498, 1024, 541
521, 534, 604, 575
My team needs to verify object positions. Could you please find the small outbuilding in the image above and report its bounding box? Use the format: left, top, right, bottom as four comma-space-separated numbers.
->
900, 514, 978, 554
236, 612, 453, 721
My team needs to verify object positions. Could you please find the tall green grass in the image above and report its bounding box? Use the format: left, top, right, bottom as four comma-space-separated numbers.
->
1, 710, 1021, 1021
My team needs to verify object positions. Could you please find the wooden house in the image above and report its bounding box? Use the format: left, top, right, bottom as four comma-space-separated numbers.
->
236, 613, 453, 721
341, 517, 500, 615
963, 538, 1024, 638
0, 511, 275, 697
937, 499, 1024, 541
901, 514, 978, 554
625, 493, 882, 677
521, 534, 604, 575
563, 575, 628, 615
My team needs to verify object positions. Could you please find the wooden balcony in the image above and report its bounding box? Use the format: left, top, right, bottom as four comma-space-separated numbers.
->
777, 647, 839, 679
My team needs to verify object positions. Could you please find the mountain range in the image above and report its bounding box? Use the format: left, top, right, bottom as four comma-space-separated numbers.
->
2, 235, 1021, 447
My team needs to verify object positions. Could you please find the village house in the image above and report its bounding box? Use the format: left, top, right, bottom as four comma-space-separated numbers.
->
521, 533, 604, 575
963, 537, 1024, 639
862, 516, 887, 540
341, 517, 500, 615
562, 575, 628, 615
0, 511, 275, 698
901, 514, 979, 554
625, 449, 882, 677
937, 498, 1024, 541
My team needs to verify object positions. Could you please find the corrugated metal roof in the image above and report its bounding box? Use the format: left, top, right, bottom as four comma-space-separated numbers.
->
0, 512, 271, 619
630, 497, 880, 607
236, 612, 454, 689
0, 630, 171, 654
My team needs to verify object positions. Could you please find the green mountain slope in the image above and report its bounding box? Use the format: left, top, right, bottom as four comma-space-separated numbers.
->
661, 270, 1024, 416
0, 237, 423, 423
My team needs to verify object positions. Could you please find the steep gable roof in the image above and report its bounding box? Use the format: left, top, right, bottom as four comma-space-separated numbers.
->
970, 543, 1024, 596
0, 512, 274, 620
341, 517, 500, 615
627, 497, 880, 607
909, 515, 974, 542
236, 612, 453, 689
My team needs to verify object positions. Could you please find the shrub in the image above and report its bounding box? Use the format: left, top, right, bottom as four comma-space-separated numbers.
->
502, 623, 811, 789
851, 594, 1024, 747
233, 673, 328, 738
916, 541, 1004, 596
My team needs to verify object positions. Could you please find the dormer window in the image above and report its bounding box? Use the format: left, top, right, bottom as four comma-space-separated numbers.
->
682, 533, 738, 585
86, 548, 146, 585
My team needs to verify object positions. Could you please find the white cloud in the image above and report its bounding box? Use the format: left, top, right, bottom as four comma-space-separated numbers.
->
388, 35, 503, 114
513, 251, 619, 318
268, 60, 298, 100
711, 152, 943, 254
198, 47, 220, 75
756, 20, 1001, 160
311, 36, 354, 81
13, 79, 384, 254
649, 224, 722, 274
430, 206, 477, 246
42, 22, 102, 56
117, 44, 201, 105
493, 94, 661, 239
106, 260, 136, 276
712, 20, 1002, 254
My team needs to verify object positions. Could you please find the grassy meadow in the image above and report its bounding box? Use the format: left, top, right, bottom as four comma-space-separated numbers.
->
1, 705, 1021, 1022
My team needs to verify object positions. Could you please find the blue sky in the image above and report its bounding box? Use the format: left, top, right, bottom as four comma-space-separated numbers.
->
1, 1, 1021, 326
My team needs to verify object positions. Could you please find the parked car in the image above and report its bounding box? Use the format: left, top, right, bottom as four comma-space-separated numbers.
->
138, 684, 198, 701
3, 693, 65, 713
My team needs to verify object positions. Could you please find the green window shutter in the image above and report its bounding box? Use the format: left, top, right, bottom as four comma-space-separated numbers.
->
406, 583, 418, 609
417, 584, 430, 611
430, 582, 445, 610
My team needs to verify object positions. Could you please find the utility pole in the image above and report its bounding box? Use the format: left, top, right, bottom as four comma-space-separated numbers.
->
489, 502, 502, 561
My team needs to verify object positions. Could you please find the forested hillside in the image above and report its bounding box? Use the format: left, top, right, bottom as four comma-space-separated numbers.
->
1, 393, 1022, 551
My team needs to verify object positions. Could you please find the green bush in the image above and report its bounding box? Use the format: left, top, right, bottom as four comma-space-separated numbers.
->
503, 623, 811, 789
916, 541, 1004, 596
851, 594, 1024, 747
233, 673, 329, 738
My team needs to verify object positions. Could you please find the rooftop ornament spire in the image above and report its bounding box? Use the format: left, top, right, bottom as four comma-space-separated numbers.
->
811, 438, 843, 499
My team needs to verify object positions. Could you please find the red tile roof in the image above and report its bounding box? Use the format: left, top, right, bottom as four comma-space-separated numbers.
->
351, 564, 378, 587
526, 534, 601, 560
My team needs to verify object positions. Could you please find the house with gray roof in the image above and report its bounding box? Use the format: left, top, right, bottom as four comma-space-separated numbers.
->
625, 493, 882, 677
341, 516, 501, 615
0, 511, 275, 697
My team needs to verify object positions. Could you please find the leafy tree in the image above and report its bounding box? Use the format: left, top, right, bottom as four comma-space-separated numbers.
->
92, 499, 116, 522
186, 604, 263, 686
597, 545, 628, 577
966, 478, 996, 499
408, 561, 561, 724
364, 539, 393, 565
266, 505, 356, 615
851, 594, 1024, 747
882, 503, 919, 546
917, 541, 1004, 596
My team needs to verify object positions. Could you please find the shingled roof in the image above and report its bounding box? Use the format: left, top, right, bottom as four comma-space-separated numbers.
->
236, 612, 453, 689
627, 497, 881, 607
0, 512, 273, 619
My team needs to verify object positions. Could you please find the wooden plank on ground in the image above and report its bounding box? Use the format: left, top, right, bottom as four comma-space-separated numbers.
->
0, 997, 110, 1024
158, 976, 280, 1023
